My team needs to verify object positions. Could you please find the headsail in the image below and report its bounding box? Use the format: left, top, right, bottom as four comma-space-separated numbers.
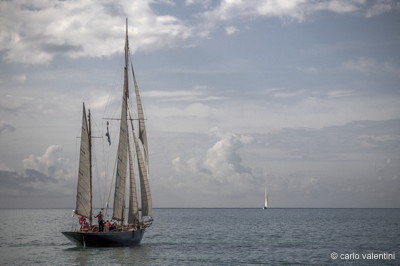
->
131, 125, 152, 217
75, 103, 92, 220
132, 66, 149, 167
128, 142, 139, 223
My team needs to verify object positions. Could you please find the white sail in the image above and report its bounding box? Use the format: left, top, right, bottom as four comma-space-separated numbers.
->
264, 188, 268, 208
132, 69, 149, 167
75, 103, 92, 219
112, 72, 129, 221
127, 18, 152, 218
131, 125, 152, 217
113, 18, 152, 222
128, 142, 139, 224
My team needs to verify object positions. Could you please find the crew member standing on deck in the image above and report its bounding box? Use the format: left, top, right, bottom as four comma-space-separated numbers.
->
94, 211, 104, 232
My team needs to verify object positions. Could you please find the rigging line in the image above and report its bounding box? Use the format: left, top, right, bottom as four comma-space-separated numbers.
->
103, 50, 124, 121
95, 113, 108, 207
89, 119, 105, 209
104, 118, 118, 202
92, 137, 105, 210
90, 115, 105, 139
92, 140, 101, 209
101, 124, 109, 209
88, 112, 110, 209
106, 146, 118, 218
72, 136, 79, 214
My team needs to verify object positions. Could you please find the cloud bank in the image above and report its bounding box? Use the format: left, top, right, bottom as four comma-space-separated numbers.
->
0, 0, 191, 64
0, 145, 74, 208
1, 0, 399, 64
164, 128, 265, 207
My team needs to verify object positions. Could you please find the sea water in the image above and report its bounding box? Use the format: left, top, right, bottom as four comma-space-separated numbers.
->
0, 208, 398, 265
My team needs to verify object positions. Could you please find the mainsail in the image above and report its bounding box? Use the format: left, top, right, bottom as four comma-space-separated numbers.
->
112, 45, 129, 222
113, 18, 152, 221
75, 103, 92, 220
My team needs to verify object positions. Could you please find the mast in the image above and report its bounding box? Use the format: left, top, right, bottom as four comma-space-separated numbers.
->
112, 19, 130, 223
88, 109, 92, 226
113, 18, 152, 223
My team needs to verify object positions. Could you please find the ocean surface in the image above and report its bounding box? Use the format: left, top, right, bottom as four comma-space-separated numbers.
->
0, 208, 398, 265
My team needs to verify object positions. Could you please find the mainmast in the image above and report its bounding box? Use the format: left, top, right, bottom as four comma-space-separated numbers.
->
88, 109, 93, 226
112, 18, 152, 224
112, 18, 130, 224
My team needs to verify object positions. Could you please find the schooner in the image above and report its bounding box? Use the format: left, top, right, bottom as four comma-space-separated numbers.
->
62, 19, 152, 247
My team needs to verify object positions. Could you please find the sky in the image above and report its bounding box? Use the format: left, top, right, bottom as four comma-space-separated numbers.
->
0, 0, 400, 208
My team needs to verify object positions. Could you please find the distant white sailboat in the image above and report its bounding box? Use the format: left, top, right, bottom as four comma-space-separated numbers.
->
263, 187, 268, 209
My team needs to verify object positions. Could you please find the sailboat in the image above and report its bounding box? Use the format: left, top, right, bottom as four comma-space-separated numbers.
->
263, 187, 268, 209
62, 19, 152, 247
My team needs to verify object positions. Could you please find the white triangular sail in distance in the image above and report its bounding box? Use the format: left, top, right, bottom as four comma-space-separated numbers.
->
75, 103, 92, 219
264, 187, 268, 209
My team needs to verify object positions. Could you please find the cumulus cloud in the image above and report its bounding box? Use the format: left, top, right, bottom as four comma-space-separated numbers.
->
199, 0, 393, 25
225, 26, 237, 35
1, 1, 397, 65
143, 89, 204, 101
264, 119, 400, 154
143, 86, 226, 102
342, 57, 375, 74
249, 119, 400, 207
170, 128, 264, 206
0, 145, 74, 207
365, 0, 399, 18
0, 0, 191, 64
326, 90, 355, 98
0, 120, 16, 134
23, 145, 70, 179
12, 74, 27, 83
0, 94, 32, 113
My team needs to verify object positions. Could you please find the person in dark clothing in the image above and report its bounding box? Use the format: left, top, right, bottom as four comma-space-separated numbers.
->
94, 211, 104, 232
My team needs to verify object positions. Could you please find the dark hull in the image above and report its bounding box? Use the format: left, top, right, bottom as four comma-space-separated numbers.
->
62, 229, 145, 247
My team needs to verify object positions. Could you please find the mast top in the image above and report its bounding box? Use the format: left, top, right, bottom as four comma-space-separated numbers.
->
126, 18, 128, 38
